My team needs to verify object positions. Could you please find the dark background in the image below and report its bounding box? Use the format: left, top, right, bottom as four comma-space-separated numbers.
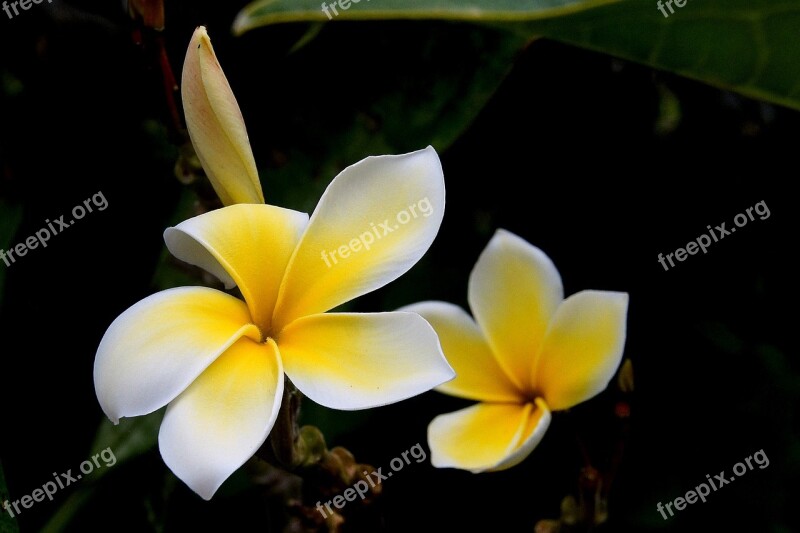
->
0, 1, 798, 531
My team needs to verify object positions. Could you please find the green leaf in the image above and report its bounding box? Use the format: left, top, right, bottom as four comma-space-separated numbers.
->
510, 0, 800, 111
0, 460, 19, 533
233, 0, 616, 33
40, 412, 163, 533
234, 0, 800, 111
89, 411, 163, 480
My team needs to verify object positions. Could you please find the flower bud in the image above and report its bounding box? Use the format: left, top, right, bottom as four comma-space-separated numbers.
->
181, 27, 265, 205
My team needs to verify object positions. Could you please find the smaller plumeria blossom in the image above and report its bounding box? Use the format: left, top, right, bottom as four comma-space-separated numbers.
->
402, 230, 628, 472
93, 27, 454, 501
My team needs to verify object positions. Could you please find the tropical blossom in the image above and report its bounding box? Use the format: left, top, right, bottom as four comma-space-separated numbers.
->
181, 26, 264, 205
93, 27, 454, 500
402, 229, 628, 472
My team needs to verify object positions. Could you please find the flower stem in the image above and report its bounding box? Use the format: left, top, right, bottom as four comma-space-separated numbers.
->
269, 377, 303, 469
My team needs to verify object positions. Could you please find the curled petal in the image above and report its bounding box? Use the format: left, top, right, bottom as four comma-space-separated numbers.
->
182, 26, 264, 205
490, 398, 552, 472
399, 301, 521, 402
273, 147, 445, 330
534, 290, 629, 411
277, 312, 454, 409
159, 338, 283, 500
468, 229, 563, 391
94, 287, 260, 424
428, 398, 550, 472
164, 204, 308, 331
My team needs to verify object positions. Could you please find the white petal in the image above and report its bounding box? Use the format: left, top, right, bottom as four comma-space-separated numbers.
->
159, 338, 283, 500
94, 287, 259, 423
490, 398, 552, 471
399, 301, 521, 402
534, 290, 629, 411
164, 204, 308, 331
277, 312, 455, 409
468, 229, 563, 391
273, 147, 445, 330
428, 398, 550, 472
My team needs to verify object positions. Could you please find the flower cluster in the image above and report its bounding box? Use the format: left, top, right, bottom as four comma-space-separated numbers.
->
93, 26, 629, 501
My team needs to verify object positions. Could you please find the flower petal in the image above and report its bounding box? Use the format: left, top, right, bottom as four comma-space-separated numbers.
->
277, 312, 454, 410
273, 147, 445, 330
428, 399, 550, 472
164, 204, 308, 332
94, 287, 260, 424
182, 26, 264, 205
490, 397, 551, 472
534, 290, 629, 411
159, 337, 283, 500
399, 301, 521, 402
468, 229, 563, 391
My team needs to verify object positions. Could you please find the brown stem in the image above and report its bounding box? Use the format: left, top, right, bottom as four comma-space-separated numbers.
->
155, 33, 185, 143
269, 377, 302, 469
601, 398, 631, 501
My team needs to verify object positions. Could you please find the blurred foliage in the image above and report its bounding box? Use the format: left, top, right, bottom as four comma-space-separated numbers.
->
236, 0, 800, 111
89, 413, 163, 482
234, 0, 620, 31
0, 460, 19, 533
39, 411, 164, 533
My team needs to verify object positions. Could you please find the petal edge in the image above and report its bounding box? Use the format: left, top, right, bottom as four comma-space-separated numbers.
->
399, 301, 521, 402
94, 287, 259, 424
278, 311, 455, 410
534, 290, 629, 411
159, 338, 283, 500
273, 147, 445, 329
428, 401, 548, 472
468, 229, 564, 392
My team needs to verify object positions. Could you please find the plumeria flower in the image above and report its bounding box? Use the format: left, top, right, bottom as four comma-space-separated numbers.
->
402, 230, 628, 472
93, 27, 454, 500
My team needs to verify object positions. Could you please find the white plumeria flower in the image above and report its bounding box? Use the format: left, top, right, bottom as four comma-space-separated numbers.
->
94, 27, 454, 501
403, 230, 628, 472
